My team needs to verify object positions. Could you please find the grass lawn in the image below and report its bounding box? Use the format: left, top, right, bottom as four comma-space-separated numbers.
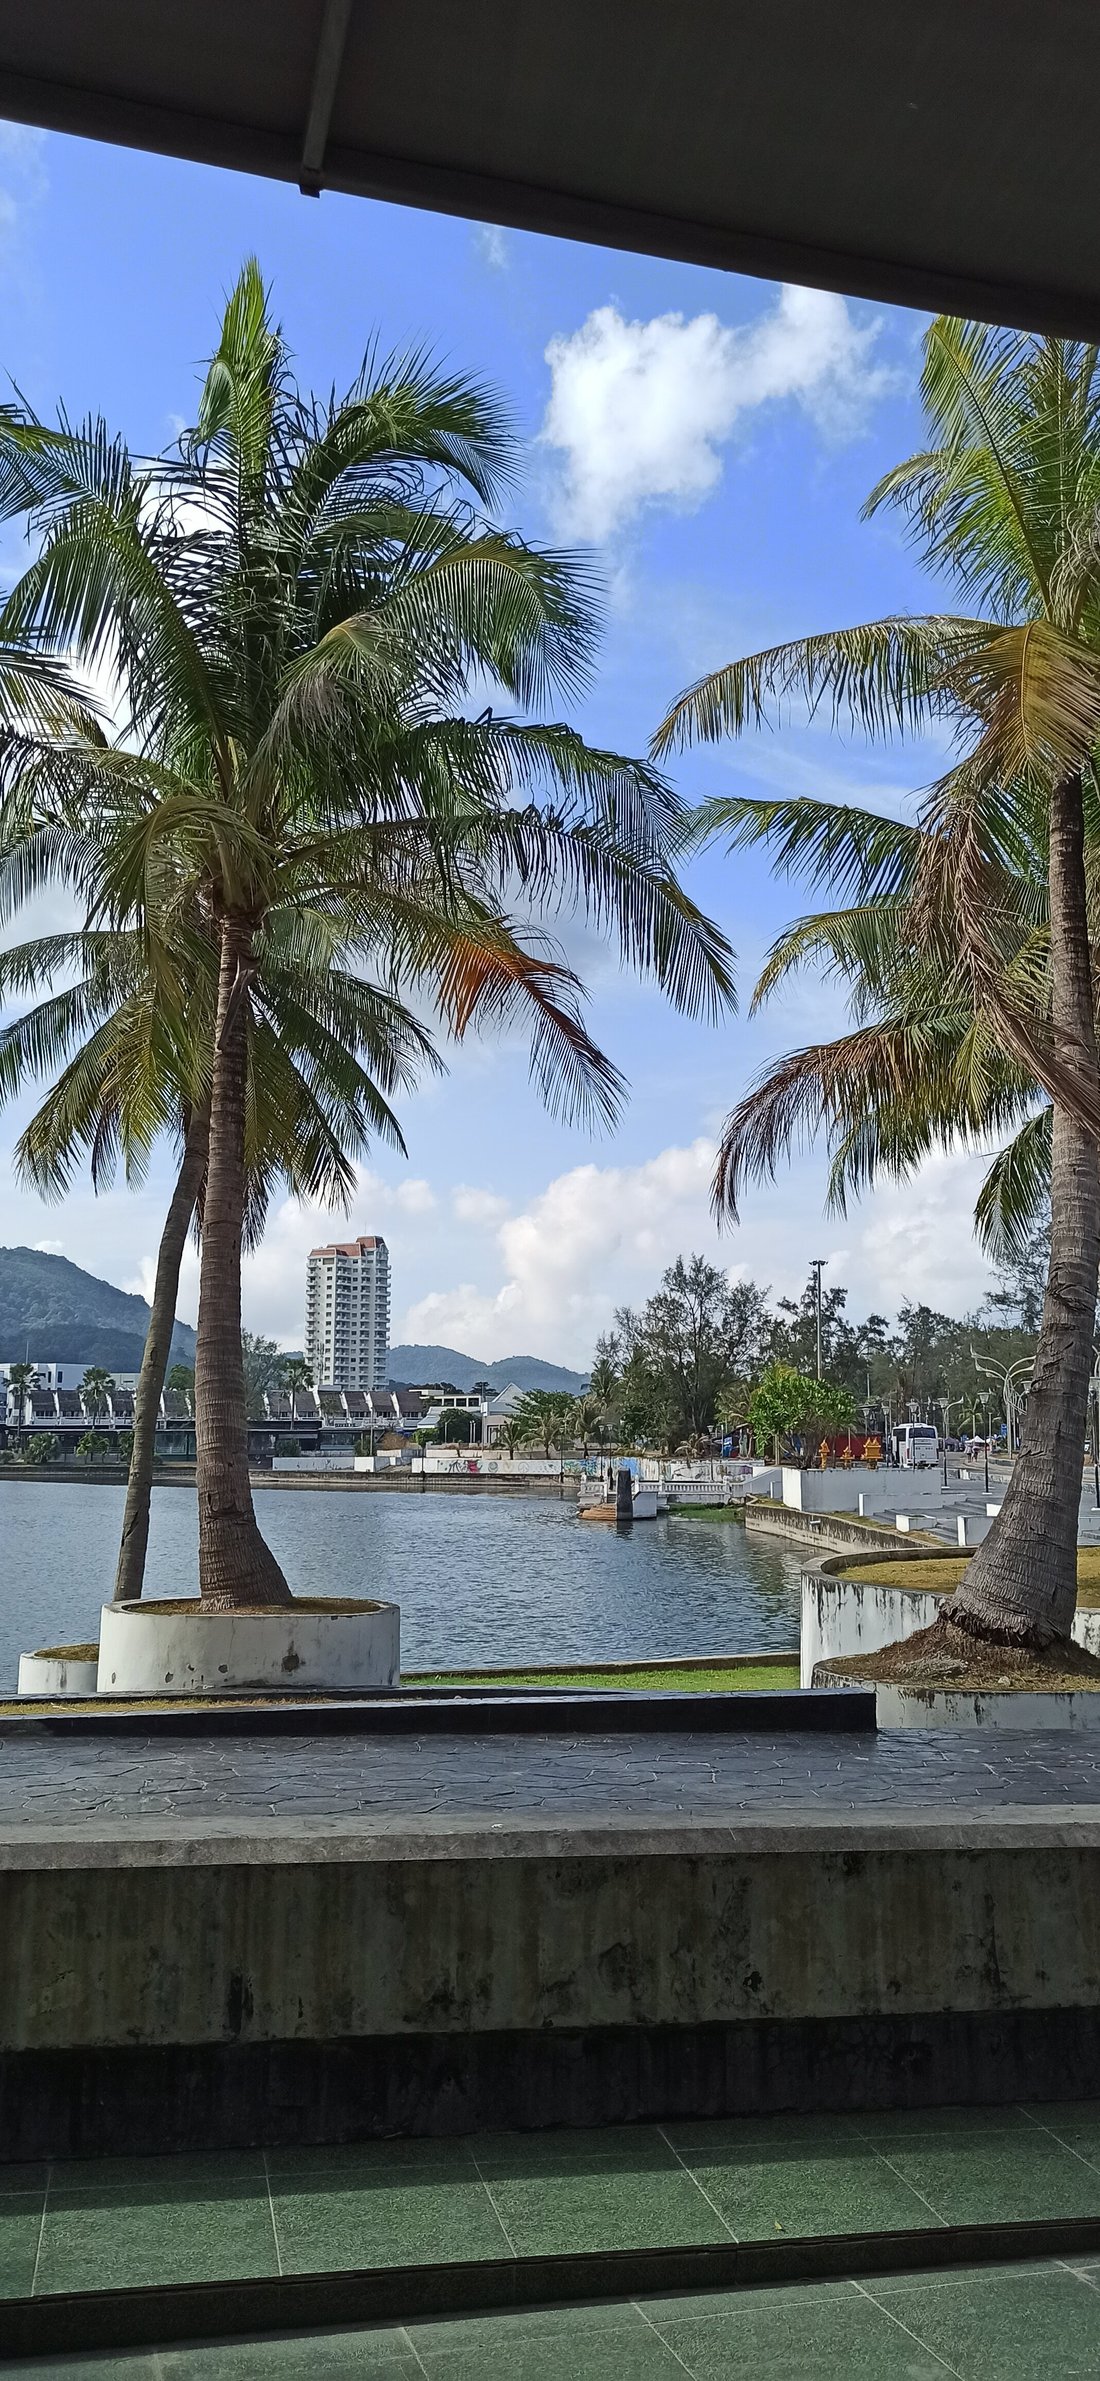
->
668, 1503, 743, 1521
839, 1548, 1100, 1604
408, 1662, 800, 1691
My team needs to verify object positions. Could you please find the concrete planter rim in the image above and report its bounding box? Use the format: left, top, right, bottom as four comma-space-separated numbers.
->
108, 1595, 388, 1616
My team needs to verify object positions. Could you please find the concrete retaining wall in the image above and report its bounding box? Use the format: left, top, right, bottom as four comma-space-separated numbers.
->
3, 1815, 1100, 2155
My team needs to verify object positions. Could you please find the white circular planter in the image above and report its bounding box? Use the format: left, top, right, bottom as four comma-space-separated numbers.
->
17, 1647, 100, 1698
802, 1557, 1100, 1686
97, 1597, 400, 1697
815, 1667, 1100, 1731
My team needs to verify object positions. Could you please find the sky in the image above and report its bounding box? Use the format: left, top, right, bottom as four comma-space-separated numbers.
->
0, 119, 1007, 1366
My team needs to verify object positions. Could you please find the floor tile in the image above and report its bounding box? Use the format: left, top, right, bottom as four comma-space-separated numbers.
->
484, 2163, 730, 2256
471, 2128, 671, 2171
652, 2282, 934, 2377
265, 2139, 475, 2184
661, 2114, 865, 2153
51, 2150, 266, 2192
1, 2360, 159, 2378
0, 2187, 46, 2297
1022, 2108, 1100, 2165
473, 2134, 680, 2181
411, 2302, 685, 2378
0, 2163, 49, 2194
158, 2325, 420, 2377
881, 2137, 1100, 2226
270, 2171, 511, 2274
866, 2263, 1100, 2377
33, 2178, 278, 2295
409, 2300, 648, 2348
680, 2143, 942, 2240
851, 2104, 1035, 2141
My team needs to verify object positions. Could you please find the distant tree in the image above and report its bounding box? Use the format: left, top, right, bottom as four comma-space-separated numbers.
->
747, 1363, 853, 1463
587, 1334, 621, 1408
435, 1408, 478, 1446
281, 1357, 314, 1397
570, 1395, 604, 1456
21, 1431, 58, 1466
241, 1332, 287, 1418
5, 1361, 38, 1444
616, 1257, 772, 1447
281, 1437, 302, 1459
497, 1414, 525, 1458
113, 1429, 135, 1468
166, 1363, 195, 1402
80, 1367, 115, 1426
516, 1389, 576, 1459
76, 1430, 111, 1463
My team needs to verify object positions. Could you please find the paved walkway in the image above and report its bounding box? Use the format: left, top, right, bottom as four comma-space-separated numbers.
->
2, 1726, 1100, 1829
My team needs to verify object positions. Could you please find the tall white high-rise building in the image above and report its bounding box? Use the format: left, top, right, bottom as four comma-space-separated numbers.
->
305, 1235, 390, 1390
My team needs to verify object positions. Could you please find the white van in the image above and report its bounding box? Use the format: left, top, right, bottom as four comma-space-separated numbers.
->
892, 1421, 940, 1469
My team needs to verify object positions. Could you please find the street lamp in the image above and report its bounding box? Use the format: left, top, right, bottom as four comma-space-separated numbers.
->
811, 1258, 828, 1379
970, 1347, 1033, 1459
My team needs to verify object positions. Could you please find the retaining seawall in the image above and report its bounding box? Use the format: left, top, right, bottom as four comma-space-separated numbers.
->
4, 1811, 1100, 2156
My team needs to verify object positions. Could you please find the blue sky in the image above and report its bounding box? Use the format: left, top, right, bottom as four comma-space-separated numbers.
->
0, 121, 1002, 1365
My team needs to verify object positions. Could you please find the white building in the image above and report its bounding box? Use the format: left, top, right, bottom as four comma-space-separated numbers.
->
305, 1235, 390, 1391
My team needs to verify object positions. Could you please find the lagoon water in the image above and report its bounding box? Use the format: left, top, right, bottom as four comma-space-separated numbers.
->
0, 1480, 802, 1688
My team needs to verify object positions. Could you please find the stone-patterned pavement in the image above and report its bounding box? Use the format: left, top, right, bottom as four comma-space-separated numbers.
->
1, 1725, 1100, 1829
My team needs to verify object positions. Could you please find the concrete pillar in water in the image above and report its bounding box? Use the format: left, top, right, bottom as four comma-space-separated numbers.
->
616, 1468, 633, 1522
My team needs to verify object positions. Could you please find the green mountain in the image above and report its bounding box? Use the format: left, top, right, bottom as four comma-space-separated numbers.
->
0, 1246, 196, 1372
387, 1343, 585, 1394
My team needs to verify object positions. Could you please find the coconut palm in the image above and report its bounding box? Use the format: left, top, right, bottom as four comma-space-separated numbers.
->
0, 865, 435, 1601
657, 320, 1100, 1653
4, 1358, 37, 1444
80, 1366, 115, 1426
0, 262, 732, 1610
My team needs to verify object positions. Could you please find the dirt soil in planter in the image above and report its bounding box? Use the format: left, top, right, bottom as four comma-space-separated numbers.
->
838, 1549, 1100, 1602
820, 1616, 1100, 1693
129, 1596, 385, 1615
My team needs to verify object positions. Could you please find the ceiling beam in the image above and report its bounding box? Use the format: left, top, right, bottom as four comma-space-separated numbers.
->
299, 0, 355, 196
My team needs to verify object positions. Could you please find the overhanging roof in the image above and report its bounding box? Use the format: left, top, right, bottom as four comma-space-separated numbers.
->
0, 2, 1095, 337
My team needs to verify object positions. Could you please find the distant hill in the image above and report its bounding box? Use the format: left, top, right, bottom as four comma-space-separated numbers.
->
0, 1246, 196, 1373
387, 1343, 586, 1394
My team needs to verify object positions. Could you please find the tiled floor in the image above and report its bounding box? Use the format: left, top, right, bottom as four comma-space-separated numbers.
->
5, 2259, 1100, 2376
6, 2104, 1100, 2301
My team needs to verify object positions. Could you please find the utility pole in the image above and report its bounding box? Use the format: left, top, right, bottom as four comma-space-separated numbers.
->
811, 1258, 827, 1379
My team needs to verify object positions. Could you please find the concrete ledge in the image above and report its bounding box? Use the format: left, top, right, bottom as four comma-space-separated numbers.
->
8, 2214, 1100, 2360
0, 1687, 876, 1736
6, 2009, 1100, 2164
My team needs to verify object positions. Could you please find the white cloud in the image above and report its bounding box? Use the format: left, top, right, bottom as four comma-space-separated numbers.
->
394, 1178, 435, 1215
398, 1137, 1005, 1367
33, 1238, 63, 1256
474, 223, 509, 271
542, 284, 896, 539
400, 1139, 723, 1358
451, 1186, 511, 1227
854, 1147, 1000, 1316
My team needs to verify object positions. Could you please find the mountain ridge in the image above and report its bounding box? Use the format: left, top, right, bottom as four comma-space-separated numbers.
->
0, 1246, 196, 1372
387, 1342, 586, 1394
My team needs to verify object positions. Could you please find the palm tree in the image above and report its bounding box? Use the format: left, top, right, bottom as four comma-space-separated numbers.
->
80, 1367, 115, 1427
0, 879, 433, 1601
0, 262, 732, 1611
657, 320, 1100, 1654
281, 1356, 313, 1398
5, 1358, 37, 1444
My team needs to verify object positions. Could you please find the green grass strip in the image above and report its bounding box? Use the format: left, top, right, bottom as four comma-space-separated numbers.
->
409, 1663, 800, 1692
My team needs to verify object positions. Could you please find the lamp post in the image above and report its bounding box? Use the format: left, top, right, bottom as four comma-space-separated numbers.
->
811, 1258, 828, 1379
970, 1347, 1033, 1459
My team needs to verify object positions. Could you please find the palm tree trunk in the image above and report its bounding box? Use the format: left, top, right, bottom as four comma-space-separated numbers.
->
113, 1110, 209, 1604
195, 913, 291, 1609
945, 771, 1100, 1646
